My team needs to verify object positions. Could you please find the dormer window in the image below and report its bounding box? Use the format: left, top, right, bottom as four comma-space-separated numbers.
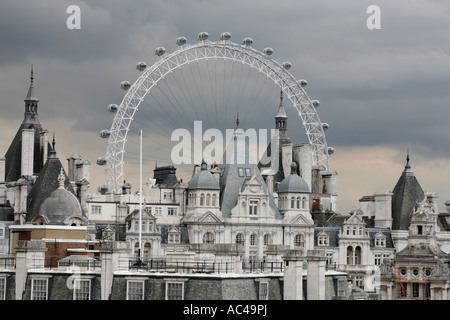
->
375, 233, 386, 247
318, 235, 329, 246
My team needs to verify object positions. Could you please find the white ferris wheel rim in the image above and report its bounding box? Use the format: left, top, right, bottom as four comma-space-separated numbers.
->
103, 33, 330, 193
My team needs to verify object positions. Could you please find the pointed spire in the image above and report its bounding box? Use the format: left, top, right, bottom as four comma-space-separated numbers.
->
275, 89, 287, 119
235, 112, 240, 129
406, 149, 410, 169
49, 133, 57, 158
25, 65, 38, 102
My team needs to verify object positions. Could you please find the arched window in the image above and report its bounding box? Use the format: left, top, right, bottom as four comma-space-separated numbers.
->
294, 234, 304, 247
346, 246, 353, 264
236, 233, 244, 245
302, 197, 306, 209
203, 232, 214, 244
212, 194, 216, 207
355, 246, 362, 265
200, 193, 205, 206
291, 197, 295, 209
296, 197, 300, 209
206, 194, 211, 206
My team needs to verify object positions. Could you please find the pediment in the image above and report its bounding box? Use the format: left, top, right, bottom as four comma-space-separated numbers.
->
198, 211, 222, 224
345, 213, 365, 225
290, 214, 313, 226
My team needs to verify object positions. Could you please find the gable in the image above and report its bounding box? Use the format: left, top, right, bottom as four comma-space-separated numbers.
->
198, 211, 222, 224
289, 214, 313, 226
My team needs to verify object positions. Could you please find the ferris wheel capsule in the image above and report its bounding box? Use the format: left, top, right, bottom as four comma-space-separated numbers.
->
107, 104, 118, 113
263, 47, 273, 56
100, 130, 110, 138
220, 32, 231, 41
176, 37, 187, 46
198, 32, 209, 41
282, 62, 291, 70
327, 147, 335, 155
322, 123, 329, 131
155, 47, 166, 56
299, 79, 307, 87
97, 184, 109, 194
312, 100, 320, 108
120, 81, 131, 90
242, 37, 253, 46
96, 157, 107, 165
136, 61, 147, 71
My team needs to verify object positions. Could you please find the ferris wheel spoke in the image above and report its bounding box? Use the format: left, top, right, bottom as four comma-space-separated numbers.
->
101, 32, 331, 193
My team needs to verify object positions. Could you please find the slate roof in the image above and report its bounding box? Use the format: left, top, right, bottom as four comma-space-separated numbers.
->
278, 163, 310, 193
391, 155, 425, 230
26, 148, 76, 223
188, 161, 220, 190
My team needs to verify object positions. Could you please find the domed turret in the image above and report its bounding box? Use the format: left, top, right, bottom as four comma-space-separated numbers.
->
188, 160, 220, 190
278, 162, 310, 194
37, 168, 86, 225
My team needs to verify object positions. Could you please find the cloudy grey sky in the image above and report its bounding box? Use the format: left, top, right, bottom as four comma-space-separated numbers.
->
1, 0, 450, 213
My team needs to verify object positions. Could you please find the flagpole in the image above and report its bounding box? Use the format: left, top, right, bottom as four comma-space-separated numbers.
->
139, 129, 143, 261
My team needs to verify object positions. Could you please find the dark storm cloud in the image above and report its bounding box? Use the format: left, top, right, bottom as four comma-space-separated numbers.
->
1, 0, 450, 209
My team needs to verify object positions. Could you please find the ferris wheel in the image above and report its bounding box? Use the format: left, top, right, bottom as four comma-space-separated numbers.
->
98, 32, 333, 194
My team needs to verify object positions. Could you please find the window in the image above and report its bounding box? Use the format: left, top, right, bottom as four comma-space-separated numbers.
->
375, 237, 386, 247
31, 278, 48, 300
250, 234, 257, 246
163, 192, 173, 200
259, 282, 269, 300
318, 235, 329, 246
245, 168, 251, 177
294, 234, 304, 247
236, 233, 244, 245
168, 208, 178, 216
263, 234, 271, 246
168, 232, 181, 244
91, 205, 102, 214
302, 197, 306, 209
200, 194, 205, 206
206, 194, 210, 206
374, 253, 381, 265
291, 197, 295, 209
296, 197, 300, 209
0, 277, 5, 300
249, 200, 259, 215
337, 279, 346, 297
155, 207, 162, 216
355, 276, 364, 289
166, 282, 184, 300
73, 279, 91, 300
127, 280, 144, 300
203, 232, 214, 244
238, 168, 244, 177
0, 226, 4, 238
212, 194, 216, 207
325, 252, 334, 266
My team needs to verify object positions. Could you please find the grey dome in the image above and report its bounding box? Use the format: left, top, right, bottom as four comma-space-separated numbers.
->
38, 187, 83, 223
188, 161, 220, 190
278, 163, 310, 193
37, 168, 83, 224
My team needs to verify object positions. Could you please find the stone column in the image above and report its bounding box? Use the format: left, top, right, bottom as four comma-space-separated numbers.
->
15, 240, 47, 300
282, 249, 304, 300
306, 249, 327, 300
100, 241, 130, 300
